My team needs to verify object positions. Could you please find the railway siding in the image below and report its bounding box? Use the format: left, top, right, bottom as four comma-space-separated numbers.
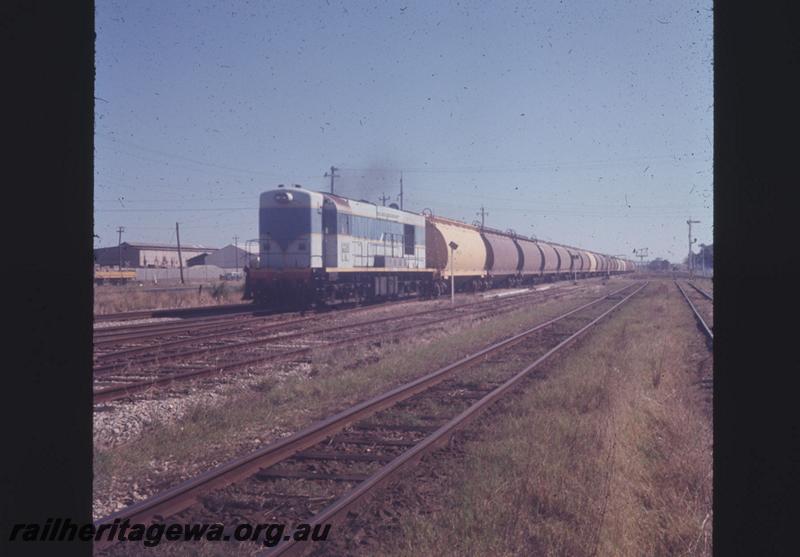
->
92, 282, 610, 404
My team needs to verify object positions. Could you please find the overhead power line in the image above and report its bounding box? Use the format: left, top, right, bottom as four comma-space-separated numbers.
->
338, 154, 710, 174
95, 132, 289, 178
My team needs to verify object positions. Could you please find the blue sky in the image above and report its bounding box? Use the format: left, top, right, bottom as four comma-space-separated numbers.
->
95, 0, 712, 261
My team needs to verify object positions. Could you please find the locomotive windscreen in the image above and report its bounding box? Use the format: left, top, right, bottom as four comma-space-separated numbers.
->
260, 207, 311, 250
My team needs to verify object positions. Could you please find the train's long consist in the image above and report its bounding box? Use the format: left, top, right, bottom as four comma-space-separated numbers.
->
244, 185, 634, 307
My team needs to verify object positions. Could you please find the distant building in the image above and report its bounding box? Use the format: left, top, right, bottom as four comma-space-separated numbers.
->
94, 242, 218, 268
187, 244, 258, 269
647, 258, 671, 272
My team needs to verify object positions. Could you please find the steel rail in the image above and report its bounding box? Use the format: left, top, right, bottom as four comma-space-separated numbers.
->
93, 297, 405, 343
94, 302, 255, 323
93, 311, 271, 341
91, 285, 581, 402
675, 280, 713, 341
94, 313, 323, 356
92, 282, 641, 547
93, 288, 548, 369
93, 278, 599, 331
686, 280, 713, 301
261, 280, 648, 556
93, 309, 157, 322
93, 294, 415, 344
94, 316, 274, 347
92, 293, 465, 345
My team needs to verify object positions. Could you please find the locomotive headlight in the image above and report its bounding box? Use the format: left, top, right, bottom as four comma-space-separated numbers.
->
274, 191, 293, 203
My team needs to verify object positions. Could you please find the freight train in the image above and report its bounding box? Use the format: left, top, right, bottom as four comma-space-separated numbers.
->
243, 185, 634, 307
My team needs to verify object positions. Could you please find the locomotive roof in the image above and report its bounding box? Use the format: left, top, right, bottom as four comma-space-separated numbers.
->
321, 192, 424, 223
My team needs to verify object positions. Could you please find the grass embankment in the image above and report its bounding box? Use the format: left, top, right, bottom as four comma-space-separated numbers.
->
94, 282, 244, 314
335, 280, 712, 557
94, 285, 616, 517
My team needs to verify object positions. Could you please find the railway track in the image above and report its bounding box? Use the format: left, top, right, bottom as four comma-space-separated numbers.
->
93, 280, 600, 336
92, 289, 477, 350
675, 280, 713, 341
93, 283, 601, 404
94, 302, 256, 323
676, 280, 713, 394
93, 291, 531, 347
93, 308, 334, 349
686, 280, 713, 301
93, 285, 573, 360
95, 281, 647, 554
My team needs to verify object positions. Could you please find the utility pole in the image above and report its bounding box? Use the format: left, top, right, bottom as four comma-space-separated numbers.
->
449, 241, 459, 304
687, 219, 700, 277
175, 222, 185, 285
324, 166, 340, 194
476, 206, 488, 229
233, 235, 239, 275
699, 244, 706, 277
378, 193, 391, 206
399, 171, 404, 210
116, 226, 125, 271
571, 253, 580, 284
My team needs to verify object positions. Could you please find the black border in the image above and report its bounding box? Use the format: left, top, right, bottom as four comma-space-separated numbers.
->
3, 1, 93, 556
714, 2, 798, 556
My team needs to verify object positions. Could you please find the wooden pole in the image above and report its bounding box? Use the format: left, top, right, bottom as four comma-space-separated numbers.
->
176, 222, 185, 285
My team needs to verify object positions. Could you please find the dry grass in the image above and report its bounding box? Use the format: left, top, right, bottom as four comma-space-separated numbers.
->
348, 280, 712, 557
94, 282, 244, 314
692, 276, 714, 294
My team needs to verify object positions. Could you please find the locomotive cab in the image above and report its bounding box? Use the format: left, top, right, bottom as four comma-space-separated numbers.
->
244, 185, 325, 306
259, 185, 324, 270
